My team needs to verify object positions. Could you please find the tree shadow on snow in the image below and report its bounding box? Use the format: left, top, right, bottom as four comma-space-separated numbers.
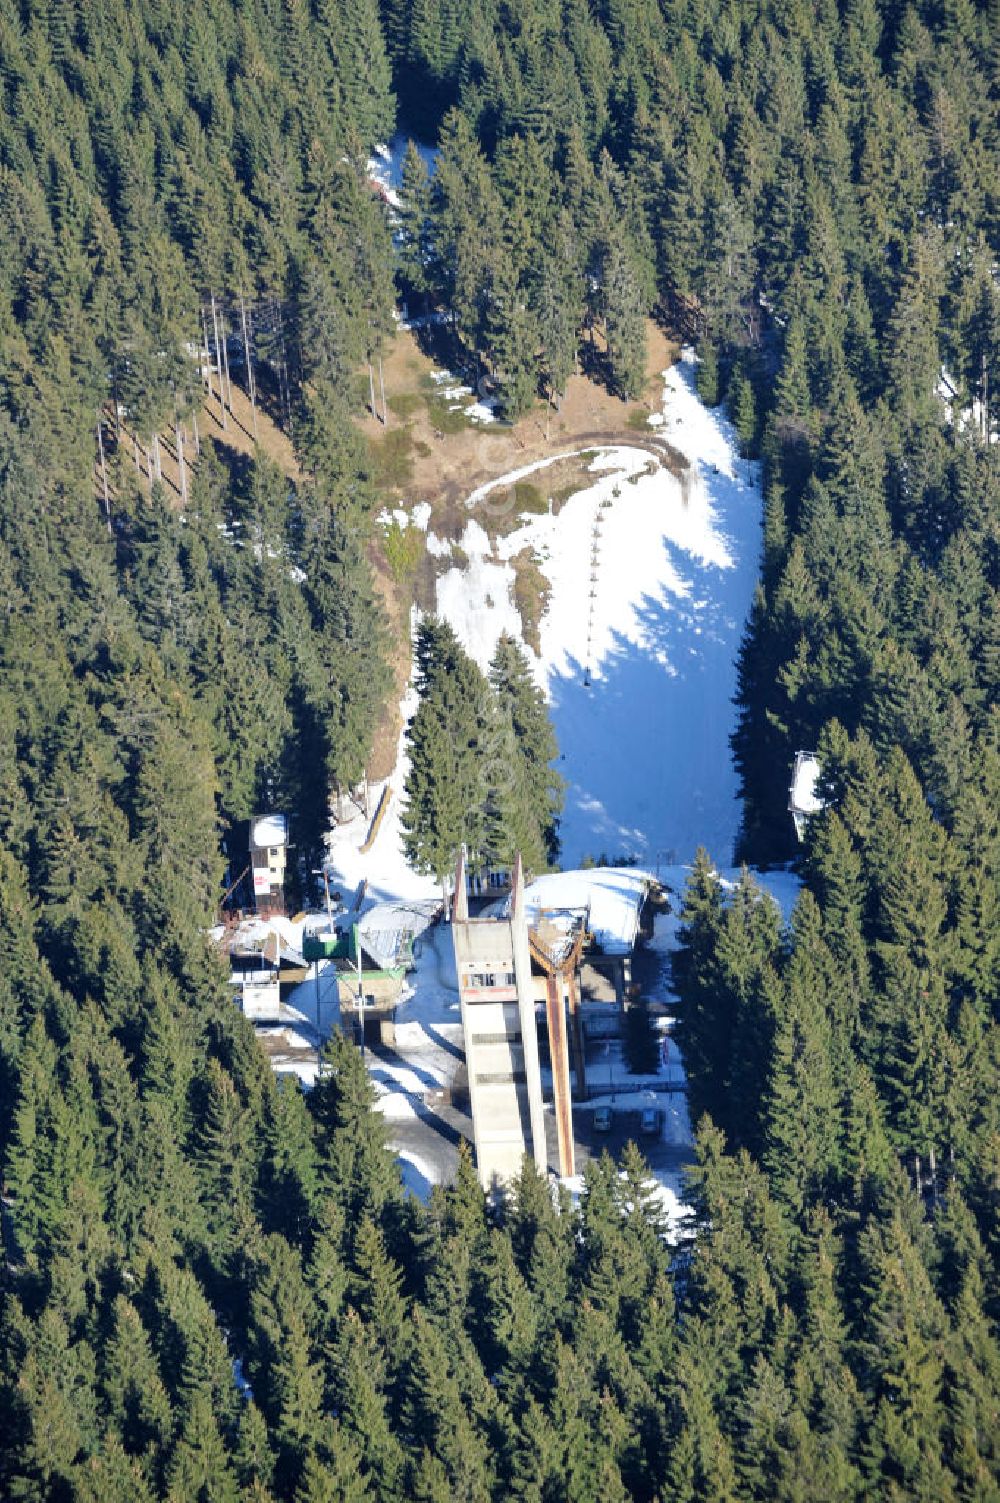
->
548, 447, 762, 872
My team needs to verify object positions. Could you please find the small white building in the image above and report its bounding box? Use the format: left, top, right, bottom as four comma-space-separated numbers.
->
230, 951, 281, 1021
788, 752, 823, 841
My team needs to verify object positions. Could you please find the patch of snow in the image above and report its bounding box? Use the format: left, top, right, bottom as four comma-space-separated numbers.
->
645, 862, 802, 989
226, 912, 306, 955
507, 867, 652, 955
426, 370, 499, 424
270, 1057, 321, 1088
321, 610, 441, 912
411, 501, 432, 531
367, 134, 438, 210
425, 531, 453, 558
576, 1037, 685, 1094
483, 355, 757, 868
252, 813, 288, 847
436, 556, 520, 672
377, 506, 411, 530
721, 866, 803, 924
269, 1026, 315, 1052
398, 1150, 438, 1202
232, 1358, 253, 1400
465, 449, 589, 510
559, 1166, 692, 1242
643, 1174, 692, 1240
397, 309, 449, 331
936, 364, 998, 442
460, 518, 492, 556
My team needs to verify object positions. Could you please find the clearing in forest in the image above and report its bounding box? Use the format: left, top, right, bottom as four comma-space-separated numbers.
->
362, 318, 680, 776
360, 319, 678, 526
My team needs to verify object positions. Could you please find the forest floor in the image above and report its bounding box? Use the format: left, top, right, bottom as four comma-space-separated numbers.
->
358, 318, 677, 516
103, 377, 299, 508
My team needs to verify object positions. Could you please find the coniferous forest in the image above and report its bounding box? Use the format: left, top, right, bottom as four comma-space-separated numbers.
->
0, 0, 998, 1498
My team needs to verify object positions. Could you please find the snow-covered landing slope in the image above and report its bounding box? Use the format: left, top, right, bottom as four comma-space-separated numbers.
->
435, 351, 762, 868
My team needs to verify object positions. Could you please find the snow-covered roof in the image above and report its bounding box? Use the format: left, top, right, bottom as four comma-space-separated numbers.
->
252, 813, 287, 847
358, 899, 441, 970
788, 752, 822, 815
506, 867, 652, 956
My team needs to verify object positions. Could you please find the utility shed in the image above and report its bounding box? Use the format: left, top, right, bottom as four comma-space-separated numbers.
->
216, 915, 306, 1021
231, 955, 280, 1020
788, 752, 823, 841
357, 899, 440, 970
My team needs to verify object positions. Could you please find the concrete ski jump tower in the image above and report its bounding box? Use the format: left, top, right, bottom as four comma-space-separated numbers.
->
452, 850, 548, 1188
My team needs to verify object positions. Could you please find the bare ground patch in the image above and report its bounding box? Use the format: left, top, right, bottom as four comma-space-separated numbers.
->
366, 548, 415, 783
356, 320, 681, 518
99, 372, 301, 519
510, 549, 552, 655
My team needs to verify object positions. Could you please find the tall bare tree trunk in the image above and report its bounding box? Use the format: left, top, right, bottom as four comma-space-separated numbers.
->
378, 351, 387, 425
240, 293, 259, 441
211, 292, 227, 430
273, 297, 292, 430
221, 307, 233, 408
111, 363, 122, 440
368, 358, 376, 420
192, 412, 200, 456
201, 306, 215, 408
96, 418, 112, 534
984, 352, 990, 442
152, 432, 162, 481
176, 418, 188, 506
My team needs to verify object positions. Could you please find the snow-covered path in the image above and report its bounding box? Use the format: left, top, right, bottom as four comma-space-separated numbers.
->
538, 371, 758, 868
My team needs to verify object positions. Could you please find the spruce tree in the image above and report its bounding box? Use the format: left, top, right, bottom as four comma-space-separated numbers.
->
403, 620, 493, 888
485, 633, 563, 869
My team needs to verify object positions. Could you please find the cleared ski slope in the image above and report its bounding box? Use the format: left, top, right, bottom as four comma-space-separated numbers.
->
431, 350, 762, 869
